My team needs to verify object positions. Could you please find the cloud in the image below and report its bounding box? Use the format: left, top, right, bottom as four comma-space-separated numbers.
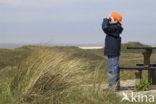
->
0, 0, 22, 5
0, 0, 40, 6
0, 0, 110, 6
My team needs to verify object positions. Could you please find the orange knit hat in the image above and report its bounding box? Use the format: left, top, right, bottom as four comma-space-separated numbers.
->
111, 12, 123, 25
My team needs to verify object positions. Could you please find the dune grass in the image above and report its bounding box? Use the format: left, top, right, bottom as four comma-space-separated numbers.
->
0, 47, 32, 70
0, 42, 156, 104
0, 46, 126, 104
9, 46, 89, 103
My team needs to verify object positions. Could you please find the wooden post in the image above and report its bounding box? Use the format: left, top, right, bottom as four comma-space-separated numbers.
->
151, 66, 156, 85
142, 49, 152, 84
135, 71, 142, 84
117, 67, 120, 90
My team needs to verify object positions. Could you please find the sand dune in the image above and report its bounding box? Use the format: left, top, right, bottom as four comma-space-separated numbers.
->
78, 46, 103, 49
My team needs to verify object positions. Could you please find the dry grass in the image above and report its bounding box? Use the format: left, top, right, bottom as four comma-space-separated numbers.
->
7, 46, 127, 104
10, 46, 91, 104
0, 43, 154, 104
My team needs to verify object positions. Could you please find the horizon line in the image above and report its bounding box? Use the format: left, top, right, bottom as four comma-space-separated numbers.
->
0, 42, 156, 48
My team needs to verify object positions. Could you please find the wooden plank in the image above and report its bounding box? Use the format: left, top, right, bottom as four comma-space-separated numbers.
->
136, 63, 156, 67
119, 66, 156, 70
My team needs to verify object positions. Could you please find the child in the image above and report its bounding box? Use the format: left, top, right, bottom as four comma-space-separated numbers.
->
102, 12, 123, 90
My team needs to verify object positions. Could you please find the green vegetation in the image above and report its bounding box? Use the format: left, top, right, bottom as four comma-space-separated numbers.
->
0, 47, 32, 69
135, 78, 151, 91
0, 42, 155, 104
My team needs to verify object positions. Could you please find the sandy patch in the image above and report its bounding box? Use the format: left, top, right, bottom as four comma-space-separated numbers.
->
78, 46, 103, 49
81, 79, 156, 96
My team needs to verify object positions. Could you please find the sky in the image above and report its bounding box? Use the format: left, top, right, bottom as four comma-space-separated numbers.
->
0, 0, 156, 46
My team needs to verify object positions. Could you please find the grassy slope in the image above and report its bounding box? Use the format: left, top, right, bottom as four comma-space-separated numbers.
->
0, 42, 155, 83
0, 47, 32, 69
0, 41, 153, 71
0, 42, 156, 104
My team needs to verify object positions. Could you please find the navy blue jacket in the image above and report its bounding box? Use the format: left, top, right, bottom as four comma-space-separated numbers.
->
102, 18, 123, 57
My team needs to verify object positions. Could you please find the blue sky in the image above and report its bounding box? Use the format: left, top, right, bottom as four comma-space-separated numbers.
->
0, 0, 156, 46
